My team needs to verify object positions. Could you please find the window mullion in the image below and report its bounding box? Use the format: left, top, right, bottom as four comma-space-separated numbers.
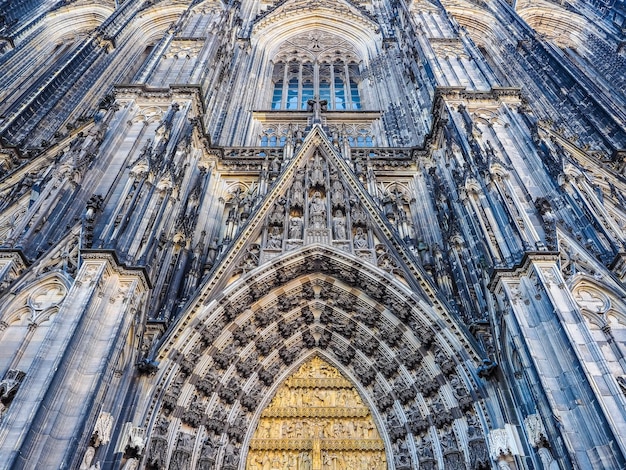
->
298, 62, 303, 110
314, 60, 320, 99
281, 62, 288, 109
330, 64, 335, 110
344, 62, 352, 110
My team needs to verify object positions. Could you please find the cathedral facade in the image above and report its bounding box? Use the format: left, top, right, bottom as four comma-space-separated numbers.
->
0, 0, 625, 468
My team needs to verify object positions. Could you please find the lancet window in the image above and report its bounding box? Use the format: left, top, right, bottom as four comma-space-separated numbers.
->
269, 32, 363, 111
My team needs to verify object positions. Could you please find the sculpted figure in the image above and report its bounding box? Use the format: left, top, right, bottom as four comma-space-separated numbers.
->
333, 210, 347, 239
331, 179, 345, 206
289, 215, 303, 239
291, 170, 305, 206
353, 227, 368, 249
309, 192, 326, 229
309, 153, 325, 186
267, 226, 283, 249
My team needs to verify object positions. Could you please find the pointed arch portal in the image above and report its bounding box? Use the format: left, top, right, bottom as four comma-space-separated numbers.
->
246, 355, 386, 469
143, 244, 491, 470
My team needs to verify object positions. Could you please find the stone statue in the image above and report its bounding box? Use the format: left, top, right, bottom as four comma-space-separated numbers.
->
309, 153, 325, 187
289, 215, 303, 239
353, 227, 367, 249
269, 198, 286, 225
333, 210, 346, 239
331, 179, 345, 206
223, 441, 239, 467
291, 170, 305, 206
309, 191, 326, 229
299, 451, 312, 470
267, 226, 283, 249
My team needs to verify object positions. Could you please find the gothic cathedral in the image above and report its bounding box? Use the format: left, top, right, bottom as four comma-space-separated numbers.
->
0, 0, 624, 468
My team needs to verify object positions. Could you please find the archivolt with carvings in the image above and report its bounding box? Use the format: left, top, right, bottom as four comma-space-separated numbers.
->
141, 247, 490, 469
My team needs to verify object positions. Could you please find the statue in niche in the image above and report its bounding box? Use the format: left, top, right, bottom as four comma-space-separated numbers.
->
353, 227, 368, 249
309, 153, 325, 187
394, 439, 412, 469
170, 433, 193, 470
266, 226, 283, 249
309, 191, 326, 229
248, 454, 265, 470
270, 156, 280, 175
353, 158, 364, 177
417, 435, 434, 458
333, 210, 347, 239
299, 451, 312, 470
223, 441, 239, 468
331, 178, 345, 206
289, 215, 303, 239
269, 198, 286, 225
351, 202, 366, 225
291, 170, 305, 207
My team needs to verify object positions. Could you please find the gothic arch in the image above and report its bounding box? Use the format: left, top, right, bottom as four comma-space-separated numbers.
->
142, 245, 491, 469
515, 0, 587, 49
252, 3, 382, 62
0, 272, 71, 382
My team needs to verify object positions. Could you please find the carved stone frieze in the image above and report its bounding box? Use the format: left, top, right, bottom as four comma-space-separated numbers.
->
146, 418, 169, 469
169, 432, 194, 470
247, 357, 386, 469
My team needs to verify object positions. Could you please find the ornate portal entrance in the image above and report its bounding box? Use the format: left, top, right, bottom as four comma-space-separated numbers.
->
246, 356, 386, 469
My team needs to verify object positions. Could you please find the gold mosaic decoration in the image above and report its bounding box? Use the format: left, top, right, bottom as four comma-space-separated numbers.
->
246, 356, 387, 469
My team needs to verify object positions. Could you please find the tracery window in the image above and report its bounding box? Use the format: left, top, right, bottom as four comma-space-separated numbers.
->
270, 32, 363, 111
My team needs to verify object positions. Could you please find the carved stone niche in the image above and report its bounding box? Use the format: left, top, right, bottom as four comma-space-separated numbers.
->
115, 423, 146, 458
257, 363, 279, 386
180, 352, 198, 376
393, 438, 413, 470
227, 416, 248, 443
399, 347, 422, 370
0, 369, 25, 406
416, 369, 439, 397
232, 323, 256, 346
434, 346, 456, 376
162, 374, 184, 413
170, 432, 194, 470
524, 413, 548, 448
386, 409, 408, 442
489, 425, 519, 468
221, 440, 240, 470
376, 354, 398, 379
91, 411, 114, 448
415, 434, 437, 470
146, 418, 169, 470
430, 396, 454, 428
381, 323, 404, 347
373, 382, 395, 411
355, 330, 379, 355
181, 394, 206, 427
197, 432, 220, 470
450, 374, 475, 411
353, 360, 376, 386
218, 378, 242, 405
394, 382, 417, 405
196, 370, 220, 397
407, 403, 430, 435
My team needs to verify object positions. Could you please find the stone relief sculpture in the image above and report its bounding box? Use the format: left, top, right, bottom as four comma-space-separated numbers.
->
353, 227, 368, 249
309, 192, 327, 229
289, 215, 303, 239
246, 356, 386, 469
332, 210, 347, 239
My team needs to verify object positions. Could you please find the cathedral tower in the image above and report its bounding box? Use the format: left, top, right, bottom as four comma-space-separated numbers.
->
0, 0, 624, 468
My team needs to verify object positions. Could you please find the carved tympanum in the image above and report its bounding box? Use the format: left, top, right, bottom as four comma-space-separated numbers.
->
246, 356, 386, 469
